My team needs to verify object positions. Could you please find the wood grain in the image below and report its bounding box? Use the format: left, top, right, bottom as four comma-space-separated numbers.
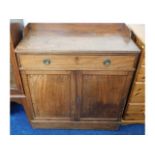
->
79, 71, 132, 121
136, 66, 145, 82
27, 71, 73, 120
125, 103, 144, 113
81, 75, 122, 119
129, 83, 145, 103
124, 113, 144, 120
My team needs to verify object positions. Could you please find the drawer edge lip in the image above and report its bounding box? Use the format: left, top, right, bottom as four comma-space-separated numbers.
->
18, 67, 136, 72
128, 102, 145, 105
125, 112, 145, 115
134, 81, 145, 85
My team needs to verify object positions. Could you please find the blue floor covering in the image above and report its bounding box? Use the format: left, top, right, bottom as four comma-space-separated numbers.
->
10, 103, 145, 135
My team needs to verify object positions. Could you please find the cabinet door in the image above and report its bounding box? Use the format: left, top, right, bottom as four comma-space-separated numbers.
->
26, 71, 75, 121
77, 71, 133, 121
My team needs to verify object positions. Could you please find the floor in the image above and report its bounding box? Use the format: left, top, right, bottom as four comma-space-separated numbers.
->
10, 102, 145, 135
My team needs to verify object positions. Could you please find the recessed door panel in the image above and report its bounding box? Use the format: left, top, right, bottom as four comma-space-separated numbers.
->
80, 71, 129, 120
27, 71, 74, 120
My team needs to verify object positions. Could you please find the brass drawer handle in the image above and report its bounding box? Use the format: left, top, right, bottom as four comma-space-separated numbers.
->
103, 59, 111, 66
43, 59, 51, 65
141, 44, 144, 49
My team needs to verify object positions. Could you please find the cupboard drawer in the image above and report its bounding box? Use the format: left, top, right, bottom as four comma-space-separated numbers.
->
124, 113, 144, 120
126, 103, 144, 113
130, 83, 145, 103
18, 54, 136, 70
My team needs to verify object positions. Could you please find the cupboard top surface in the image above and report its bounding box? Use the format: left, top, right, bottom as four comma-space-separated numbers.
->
15, 23, 140, 54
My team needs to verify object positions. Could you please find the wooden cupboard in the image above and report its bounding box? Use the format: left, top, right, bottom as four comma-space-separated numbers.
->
15, 23, 140, 129
123, 26, 145, 123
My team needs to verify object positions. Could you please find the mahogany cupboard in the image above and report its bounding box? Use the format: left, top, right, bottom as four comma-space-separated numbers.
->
15, 23, 140, 129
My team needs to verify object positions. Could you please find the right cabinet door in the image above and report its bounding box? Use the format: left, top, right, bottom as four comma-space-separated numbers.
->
78, 71, 133, 121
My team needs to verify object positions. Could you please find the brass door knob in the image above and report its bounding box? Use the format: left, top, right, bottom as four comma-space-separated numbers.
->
103, 59, 111, 66
43, 59, 51, 65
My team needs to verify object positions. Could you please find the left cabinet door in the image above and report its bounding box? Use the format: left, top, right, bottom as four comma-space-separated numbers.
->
23, 71, 75, 121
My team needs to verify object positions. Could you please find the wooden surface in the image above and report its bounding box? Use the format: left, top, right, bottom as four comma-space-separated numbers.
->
16, 23, 140, 53
16, 23, 140, 129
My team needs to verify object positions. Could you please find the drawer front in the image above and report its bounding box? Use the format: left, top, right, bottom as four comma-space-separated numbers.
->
124, 113, 144, 120
141, 53, 145, 65
126, 103, 144, 113
136, 66, 145, 82
19, 54, 136, 70
130, 83, 145, 103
